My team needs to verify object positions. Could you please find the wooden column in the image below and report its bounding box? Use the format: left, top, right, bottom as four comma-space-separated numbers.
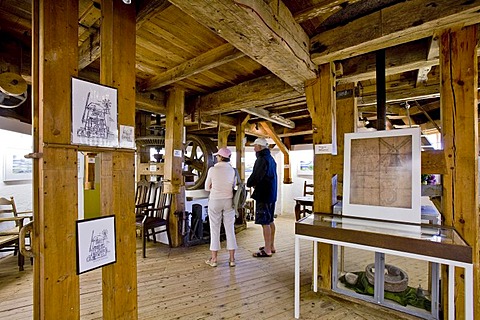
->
217, 128, 230, 148
33, 0, 79, 318
164, 87, 185, 247
100, 1, 137, 319
236, 115, 250, 181
440, 25, 479, 319
333, 83, 357, 196
305, 62, 336, 289
31, 0, 40, 318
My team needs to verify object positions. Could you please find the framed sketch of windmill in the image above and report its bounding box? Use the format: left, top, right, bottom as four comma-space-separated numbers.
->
71, 77, 118, 147
342, 128, 421, 224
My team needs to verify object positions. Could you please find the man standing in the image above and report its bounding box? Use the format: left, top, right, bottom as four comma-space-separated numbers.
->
247, 137, 277, 257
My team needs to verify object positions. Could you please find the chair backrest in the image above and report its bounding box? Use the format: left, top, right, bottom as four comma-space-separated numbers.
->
146, 182, 172, 220
0, 196, 19, 228
303, 181, 314, 196
135, 179, 151, 206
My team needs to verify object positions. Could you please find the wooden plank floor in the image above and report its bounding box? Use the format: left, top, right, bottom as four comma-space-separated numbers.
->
0, 215, 421, 319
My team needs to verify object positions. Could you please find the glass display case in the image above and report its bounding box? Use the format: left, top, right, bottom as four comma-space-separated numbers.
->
294, 213, 473, 320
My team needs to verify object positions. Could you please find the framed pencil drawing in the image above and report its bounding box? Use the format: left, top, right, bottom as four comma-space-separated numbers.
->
342, 128, 421, 224
71, 77, 118, 148
76, 215, 116, 274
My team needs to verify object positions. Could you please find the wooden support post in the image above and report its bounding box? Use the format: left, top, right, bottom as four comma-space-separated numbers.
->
164, 87, 185, 194
31, 0, 40, 318
135, 112, 151, 163
33, 0, 80, 318
236, 115, 250, 181
282, 132, 293, 184
164, 87, 185, 247
333, 83, 357, 198
217, 129, 230, 148
440, 25, 479, 319
100, 1, 137, 319
170, 188, 186, 247
305, 62, 336, 289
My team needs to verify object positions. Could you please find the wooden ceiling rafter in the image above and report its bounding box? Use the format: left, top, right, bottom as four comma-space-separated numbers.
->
139, 43, 245, 91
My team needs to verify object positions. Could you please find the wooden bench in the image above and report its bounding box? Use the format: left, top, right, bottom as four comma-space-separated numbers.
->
0, 197, 33, 271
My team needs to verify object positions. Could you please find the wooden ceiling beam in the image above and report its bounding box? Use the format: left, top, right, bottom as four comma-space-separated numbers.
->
190, 74, 301, 114
338, 38, 433, 84
136, 0, 171, 31
135, 90, 167, 115
168, 0, 317, 92
358, 84, 440, 106
241, 107, 295, 129
293, 0, 362, 24
311, 0, 480, 64
140, 43, 245, 91
78, 31, 100, 70
185, 114, 260, 136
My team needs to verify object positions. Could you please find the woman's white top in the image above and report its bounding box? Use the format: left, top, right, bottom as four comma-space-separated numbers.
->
204, 162, 235, 200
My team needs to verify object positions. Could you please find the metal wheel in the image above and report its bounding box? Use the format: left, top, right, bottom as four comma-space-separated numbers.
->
184, 135, 217, 190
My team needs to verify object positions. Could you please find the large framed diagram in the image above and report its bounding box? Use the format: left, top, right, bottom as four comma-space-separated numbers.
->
71, 77, 118, 147
342, 128, 421, 223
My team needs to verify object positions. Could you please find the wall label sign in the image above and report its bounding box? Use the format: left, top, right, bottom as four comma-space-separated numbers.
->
174, 150, 182, 157
315, 144, 333, 154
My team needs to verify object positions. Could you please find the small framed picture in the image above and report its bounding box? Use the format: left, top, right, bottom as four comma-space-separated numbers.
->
76, 215, 116, 274
3, 148, 32, 181
342, 128, 421, 224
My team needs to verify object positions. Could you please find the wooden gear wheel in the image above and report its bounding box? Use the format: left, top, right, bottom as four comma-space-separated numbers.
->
184, 135, 216, 190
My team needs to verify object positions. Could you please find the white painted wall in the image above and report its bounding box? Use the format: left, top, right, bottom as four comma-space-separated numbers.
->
0, 124, 33, 258
231, 145, 314, 218
0, 127, 33, 212
279, 145, 314, 217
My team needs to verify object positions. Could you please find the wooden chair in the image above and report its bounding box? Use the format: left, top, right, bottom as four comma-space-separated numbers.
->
303, 181, 314, 196
301, 181, 314, 218
136, 182, 172, 258
0, 196, 33, 271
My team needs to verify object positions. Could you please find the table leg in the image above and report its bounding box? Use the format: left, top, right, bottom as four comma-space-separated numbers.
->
448, 265, 455, 320
465, 264, 474, 319
294, 236, 300, 319
313, 241, 318, 292
294, 202, 300, 221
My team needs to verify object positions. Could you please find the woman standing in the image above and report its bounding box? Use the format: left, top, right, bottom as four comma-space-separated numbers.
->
204, 147, 237, 267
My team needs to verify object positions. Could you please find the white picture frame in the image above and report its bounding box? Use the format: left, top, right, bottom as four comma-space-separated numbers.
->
3, 148, 32, 182
71, 77, 118, 148
119, 125, 135, 149
76, 215, 116, 274
298, 160, 313, 176
342, 128, 421, 224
